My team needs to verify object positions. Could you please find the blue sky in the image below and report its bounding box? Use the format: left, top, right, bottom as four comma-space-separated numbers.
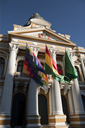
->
0, 0, 85, 48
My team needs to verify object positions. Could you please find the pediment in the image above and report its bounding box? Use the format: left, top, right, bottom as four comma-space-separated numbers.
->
8, 28, 76, 47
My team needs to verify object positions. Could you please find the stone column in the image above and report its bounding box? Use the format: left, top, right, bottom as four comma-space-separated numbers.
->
72, 78, 85, 114
68, 51, 85, 128
0, 43, 19, 127
80, 58, 85, 80
26, 46, 41, 128
50, 49, 63, 115
69, 53, 85, 115
49, 49, 67, 127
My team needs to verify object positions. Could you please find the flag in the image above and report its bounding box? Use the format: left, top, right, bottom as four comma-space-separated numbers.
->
23, 45, 48, 89
65, 50, 78, 80
44, 46, 65, 82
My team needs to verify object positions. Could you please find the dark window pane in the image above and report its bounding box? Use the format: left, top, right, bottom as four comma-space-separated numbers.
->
17, 61, 24, 72
0, 57, 5, 75
81, 95, 85, 111
75, 66, 81, 81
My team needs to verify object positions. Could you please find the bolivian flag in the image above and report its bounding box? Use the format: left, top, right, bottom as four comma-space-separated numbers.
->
44, 46, 64, 82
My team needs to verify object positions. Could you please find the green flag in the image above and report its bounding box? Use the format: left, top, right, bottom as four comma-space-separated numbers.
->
65, 50, 78, 80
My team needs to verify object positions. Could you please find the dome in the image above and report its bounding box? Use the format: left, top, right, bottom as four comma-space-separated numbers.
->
24, 13, 44, 26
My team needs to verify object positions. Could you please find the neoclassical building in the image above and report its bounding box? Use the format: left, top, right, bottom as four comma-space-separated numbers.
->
0, 13, 85, 128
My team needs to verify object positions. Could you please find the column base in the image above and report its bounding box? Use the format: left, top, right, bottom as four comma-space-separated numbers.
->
70, 114, 85, 128
49, 115, 69, 128
0, 114, 11, 128
26, 115, 41, 128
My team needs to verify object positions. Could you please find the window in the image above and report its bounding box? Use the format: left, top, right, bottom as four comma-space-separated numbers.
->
81, 95, 85, 111
0, 57, 5, 75
75, 66, 81, 81
17, 61, 24, 72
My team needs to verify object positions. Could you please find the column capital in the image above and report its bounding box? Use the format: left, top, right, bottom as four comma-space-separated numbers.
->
49, 49, 58, 57
49, 49, 58, 63
9, 43, 19, 54
30, 46, 40, 56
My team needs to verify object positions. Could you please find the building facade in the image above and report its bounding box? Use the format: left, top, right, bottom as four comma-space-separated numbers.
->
0, 13, 85, 128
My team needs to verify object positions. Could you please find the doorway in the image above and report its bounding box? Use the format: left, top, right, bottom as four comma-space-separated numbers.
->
61, 95, 70, 124
11, 93, 26, 126
38, 94, 48, 125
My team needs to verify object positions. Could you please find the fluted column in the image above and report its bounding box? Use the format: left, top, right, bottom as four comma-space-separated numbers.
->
26, 46, 41, 128
0, 43, 19, 114
0, 43, 19, 128
49, 49, 68, 128
67, 51, 85, 128
72, 78, 85, 114
80, 58, 85, 80
69, 53, 85, 115
50, 49, 63, 115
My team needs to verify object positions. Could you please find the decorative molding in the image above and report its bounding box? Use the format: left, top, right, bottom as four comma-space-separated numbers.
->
38, 82, 52, 94
23, 82, 28, 93
9, 43, 19, 54
60, 83, 72, 95
30, 46, 40, 56
49, 49, 58, 57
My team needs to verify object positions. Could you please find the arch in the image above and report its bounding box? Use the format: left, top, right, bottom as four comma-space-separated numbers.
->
61, 95, 70, 124
81, 95, 85, 111
17, 60, 24, 72
75, 66, 81, 81
0, 57, 5, 75
38, 94, 48, 125
11, 93, 26, 126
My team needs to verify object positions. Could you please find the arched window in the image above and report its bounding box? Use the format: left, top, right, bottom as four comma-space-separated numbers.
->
0, 57, 5, 75
57, 64, 62, 75
75, 66, 81, 81
81, 95, 85, 111
17, 61, 24, 72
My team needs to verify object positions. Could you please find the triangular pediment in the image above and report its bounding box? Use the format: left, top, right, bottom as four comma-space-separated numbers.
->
8, 27, 76, 47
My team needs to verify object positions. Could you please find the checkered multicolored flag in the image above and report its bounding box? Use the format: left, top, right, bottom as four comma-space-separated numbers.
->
23, 44, 48, 89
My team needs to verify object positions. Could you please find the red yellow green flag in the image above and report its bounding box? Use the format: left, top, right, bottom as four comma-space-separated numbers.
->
44, 46, 65, 82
